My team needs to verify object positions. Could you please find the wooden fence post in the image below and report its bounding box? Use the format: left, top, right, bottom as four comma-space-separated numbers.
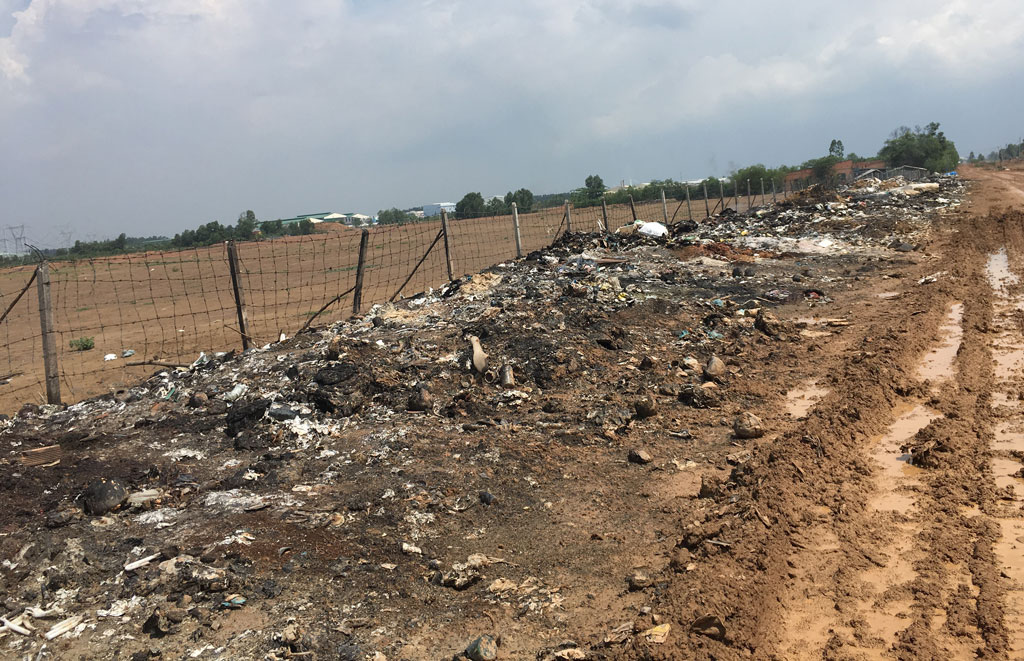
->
772, 179, 777, 203
703, 183, 711, 217
352, 229, 370, 313
661, 188, 669, 223
36, 262, 60, 405
760, 178, 766, 206
511, 203, 523, 258
226, 240, 250, 351
746, 179, 751, 211
719, 180, 725, 212
440, 209, 455, 281
564, 199, 573, 233
686, 186, 693, 220
629, 195, 638, 222
601, 199, 609, 232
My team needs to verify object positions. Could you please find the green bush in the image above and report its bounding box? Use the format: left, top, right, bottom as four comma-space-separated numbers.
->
69, 337, 95, 352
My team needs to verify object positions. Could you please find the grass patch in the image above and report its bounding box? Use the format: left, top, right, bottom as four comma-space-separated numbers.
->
69, 336, 95, 351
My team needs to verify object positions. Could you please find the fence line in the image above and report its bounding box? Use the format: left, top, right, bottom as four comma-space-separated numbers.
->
0, 187, 791, 413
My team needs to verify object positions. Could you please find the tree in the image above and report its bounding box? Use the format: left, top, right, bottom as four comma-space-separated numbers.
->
235, 210, 257, 239
878, 122, 959, 172
455, 192, 485, 218
968, 152, 975, 161
377, 208, 415, 225
112, 233, 127, 251
504, 188, 534, 212
584, 175, 605, 201
484, 197, 509, 215
829, 139, 845, 159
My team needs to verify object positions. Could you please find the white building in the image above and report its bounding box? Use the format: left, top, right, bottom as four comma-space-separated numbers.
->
422, 202, 456, 217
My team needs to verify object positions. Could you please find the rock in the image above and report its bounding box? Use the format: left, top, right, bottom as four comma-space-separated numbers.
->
892, 241, 915, 253
669, 548, 692, 571
792, 274, 804, 283
82, 477, 128, 515
628, 449, 653, 465
408, 386, 433, 412
188, 392, 208, 408
634, 397, 658, 419
704, 356, 726, 380
733, 412, 765, 439
267, 403, 300, 421
744, 267, 755, 277
225, 399, 270, 437
639, 355, 655, 370
314, 363, 358, 386
754, 309, 783, 336
678, 384, 719, 409
682, 356, 701, 371
465, 635, 499, 661
479, 491, 495, 506
731, 266, 742, 278
698, 475, 721, 499
628, 570, 652, 590
326, 336, 343, 360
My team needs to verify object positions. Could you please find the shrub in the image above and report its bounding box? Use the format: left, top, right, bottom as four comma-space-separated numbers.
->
69, 337, 95, 351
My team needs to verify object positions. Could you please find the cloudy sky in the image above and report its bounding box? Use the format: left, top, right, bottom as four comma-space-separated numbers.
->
1, 0, 1022, 245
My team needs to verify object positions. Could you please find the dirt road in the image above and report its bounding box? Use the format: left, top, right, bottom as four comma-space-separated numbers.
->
634, 164, 1024, 660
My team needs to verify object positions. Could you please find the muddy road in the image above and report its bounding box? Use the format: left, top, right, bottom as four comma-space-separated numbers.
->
636, 164, 1024, 660
2, 167, 1024, 660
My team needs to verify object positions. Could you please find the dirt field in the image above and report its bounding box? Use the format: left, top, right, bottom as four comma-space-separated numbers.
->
9, 171, 1014, 658
0, 192, 783, 415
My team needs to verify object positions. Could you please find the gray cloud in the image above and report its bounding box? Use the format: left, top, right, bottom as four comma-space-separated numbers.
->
1, 0, 1022, 245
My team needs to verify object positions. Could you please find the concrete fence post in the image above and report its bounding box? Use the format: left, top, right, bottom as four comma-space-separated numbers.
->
661, 188, 669, 223
511, 203, 523, 258
36, 262, 60, 405
440, 209, 455, 281
564, 199, 572, 234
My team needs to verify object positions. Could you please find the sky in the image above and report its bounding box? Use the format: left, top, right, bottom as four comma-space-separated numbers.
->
1, 0, 1022, 246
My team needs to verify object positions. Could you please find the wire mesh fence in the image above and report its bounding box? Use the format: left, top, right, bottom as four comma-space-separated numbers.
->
0, 187, 793, 414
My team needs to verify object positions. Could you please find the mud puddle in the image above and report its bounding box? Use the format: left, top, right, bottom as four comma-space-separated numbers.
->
785, 380, 829, 418
987, 247, 1024, 653
916, 302, 963, 387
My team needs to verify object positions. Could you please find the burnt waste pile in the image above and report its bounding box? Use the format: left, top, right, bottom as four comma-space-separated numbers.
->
0, 174, 962, 659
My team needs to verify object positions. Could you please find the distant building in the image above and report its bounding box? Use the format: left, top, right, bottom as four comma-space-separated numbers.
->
784, 159, 887, 190
422, 202, 456, 217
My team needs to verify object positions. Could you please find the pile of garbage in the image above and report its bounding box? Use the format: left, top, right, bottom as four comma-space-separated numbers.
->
0, 177, 959, 659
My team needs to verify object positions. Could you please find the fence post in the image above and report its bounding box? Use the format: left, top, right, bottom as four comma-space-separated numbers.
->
440, 209, 455, 281
352, 229, 370, 313
760, 178, 766, 206
601, 199, 609, 232
718, 181, 725, 212
703, 183, 710, 217
629, 195, 638, 222
772, 179, 777, 203
36, 262, 60, 405
564, 199, 573, 233
661, 188, 669, 223
746, 179, 751, 211
226, 240, 250, 351
686, 186, 693, 220
511, 203, 523, 258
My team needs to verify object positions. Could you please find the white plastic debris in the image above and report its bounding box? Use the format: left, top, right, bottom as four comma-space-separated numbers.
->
44, 614, 84, 640
103, 353, 117, 361
124, 553, 161, 571
637, 221, 668, 238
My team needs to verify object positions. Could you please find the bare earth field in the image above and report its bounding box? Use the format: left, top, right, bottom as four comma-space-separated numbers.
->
6, 170, 1024, 659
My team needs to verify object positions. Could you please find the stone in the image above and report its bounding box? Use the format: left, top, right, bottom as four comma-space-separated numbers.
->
628, 570, 652, 590
698, 475, 721, 499
267, 403, 300, 421
754, 309, 783, 336
628, 449, 653, 465
408, 386, 433, 412
682, 356, 701, 371
733, 412, 764, 439
465, 635, 499, 661
703, 356, 726, 380
187, 392, 208, 408
634, 397, 658, 419
225, 399, 270, 437
669, 548, 692, 571
82, 477, 128, 515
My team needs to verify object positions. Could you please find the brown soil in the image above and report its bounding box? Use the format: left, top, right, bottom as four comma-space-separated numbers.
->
5, 171, 1024, 660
